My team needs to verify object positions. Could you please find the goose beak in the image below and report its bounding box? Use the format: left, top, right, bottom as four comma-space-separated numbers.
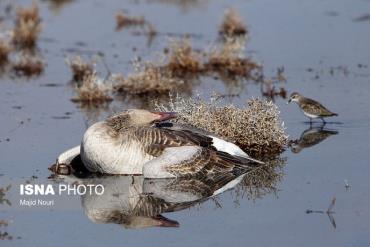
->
151, 111, 177, 122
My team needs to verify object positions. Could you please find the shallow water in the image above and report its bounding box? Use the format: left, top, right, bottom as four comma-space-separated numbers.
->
1, 0, 370, 246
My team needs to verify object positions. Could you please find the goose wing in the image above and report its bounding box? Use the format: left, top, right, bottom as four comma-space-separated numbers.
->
142, 145, 255, 178
134, 127, 214, 157
135, 126, 263, 164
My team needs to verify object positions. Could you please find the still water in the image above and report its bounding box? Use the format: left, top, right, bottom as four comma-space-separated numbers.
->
0, 0, 370, 246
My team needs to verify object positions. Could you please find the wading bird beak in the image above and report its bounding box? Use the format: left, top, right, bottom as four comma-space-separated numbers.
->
151, 111, 177, 122
287, 98, 292, 104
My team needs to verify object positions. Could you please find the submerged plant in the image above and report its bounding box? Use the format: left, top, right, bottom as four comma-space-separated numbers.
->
156, 95, 288, 158
71, 73, 113, 104
12, 2, 42, 49
219, 8, 248, 37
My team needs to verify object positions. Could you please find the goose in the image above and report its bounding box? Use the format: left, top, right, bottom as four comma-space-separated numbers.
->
57, 109, 263, 178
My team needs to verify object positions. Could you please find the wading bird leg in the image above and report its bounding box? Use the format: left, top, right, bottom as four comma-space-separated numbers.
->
321, 118, 326, 126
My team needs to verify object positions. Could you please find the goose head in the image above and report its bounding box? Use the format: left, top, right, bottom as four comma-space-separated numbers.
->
106, 109, 177, 131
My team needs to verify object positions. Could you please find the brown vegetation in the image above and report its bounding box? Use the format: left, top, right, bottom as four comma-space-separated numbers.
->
12, 2, 42, 49
162, 38, 261, 79
71, 73, 113, 104
12, 52, 44, 76
66, 56, 94, 82
113, 64, 183, 96
164, 39, 203, 76
111, 38, 262, 97
116, 11, 146, 30
115, 10, 157, 40
219, 8, 248, 37
205, 39, 261, 79
156, 95, 288, 158
0, 40, 11, 64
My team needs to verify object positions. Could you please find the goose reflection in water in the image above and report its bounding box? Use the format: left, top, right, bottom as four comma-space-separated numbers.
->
290, 126, 338, 153
49, 144, 284, 229
51, 169, 247, 229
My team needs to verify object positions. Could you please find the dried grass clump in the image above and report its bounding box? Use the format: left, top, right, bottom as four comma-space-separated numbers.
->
0, 40, 11, 64
71, 73, 113, 103
219, 8, 248, 37
66, 56, 94, 82
113, 64, 183, 95
12, 52, 44, 76
116, 11, 146, 30
156, 95, 288, 158
165, 39, 203, 75
205, 39, 261, 79
12, 2, 42, 49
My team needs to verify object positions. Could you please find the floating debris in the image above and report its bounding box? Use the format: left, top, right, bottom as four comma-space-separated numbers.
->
115, 10, 157, 42
0, 220, 9, 227
261, 79, 287, 100
0, 231, 13, 240
43, 0, 74, 14
12, 2, 42, 49
219, 8, 248, 37
306, 197, 336, 229
156, 95, 288, 157
71, 73, 113, 104
344, 179, 350, 190
116, 11, 146, 29
0, 185, 11, 206
353, 14, 370, 22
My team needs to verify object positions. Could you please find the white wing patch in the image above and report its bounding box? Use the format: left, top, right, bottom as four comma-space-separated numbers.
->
210, 135, 249, 158
143, 146, 201, 178
209, 135, 264, 165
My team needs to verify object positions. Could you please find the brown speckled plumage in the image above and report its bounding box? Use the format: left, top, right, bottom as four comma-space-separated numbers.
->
288, 92, 338, 122
298, 97, 337, 117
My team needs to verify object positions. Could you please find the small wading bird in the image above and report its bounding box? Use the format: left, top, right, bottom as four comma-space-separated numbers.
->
287, 92, 338, 124
56, 109, 263, 178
